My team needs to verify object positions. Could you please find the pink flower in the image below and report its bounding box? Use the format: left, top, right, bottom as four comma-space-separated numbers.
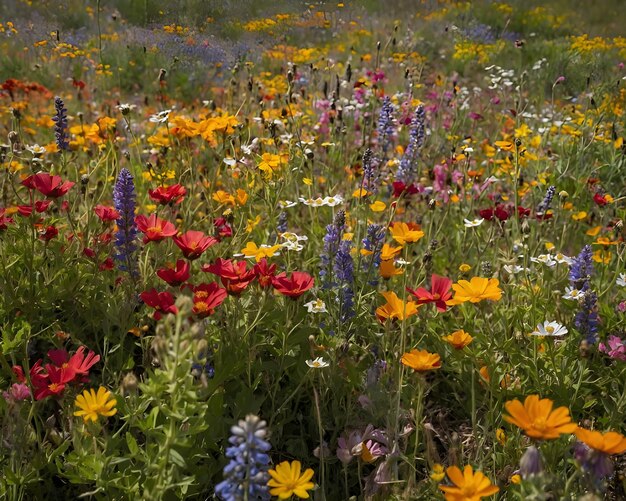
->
599, 335, 626, 361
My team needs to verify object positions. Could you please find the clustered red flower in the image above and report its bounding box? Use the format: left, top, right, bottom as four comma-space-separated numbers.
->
23, 346, 100, 400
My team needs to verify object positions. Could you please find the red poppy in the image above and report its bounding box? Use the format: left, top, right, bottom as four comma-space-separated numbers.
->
99, 257, 114, 271
148, 184, 187, 205
202, 258, 255, 295
22, 172, 74, 198
157, 259, 190, 286
140, 289, 178, 320
253, 258, 277, 288
214, 217, 233, 239
594, 192, 610, 206
479, 205, 509, 221
46, 346, 100, 384
392, 181, 419, 198
192, 282, 228, 318
94, 205, 120, 222
272, 271, 314, 298
517, 206, 531, 218
135, 214, 177, 243
0, 208, 14, 230
12, 365, 26, 383
406, 273, 453, 312
39, 225, 58, 241
33, 366, 67, 400
173, 230, 218, 260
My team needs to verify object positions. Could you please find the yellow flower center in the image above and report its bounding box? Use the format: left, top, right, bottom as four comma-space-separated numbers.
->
533, 417, 548, 431
546, 326, 555, 334
147, 226, 162, 235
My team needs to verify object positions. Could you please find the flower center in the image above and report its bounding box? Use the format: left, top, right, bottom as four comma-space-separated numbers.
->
546, 326, 555, 334
533, 417, 548, 431
432, 293, 441, 300
148, 226, 162, 235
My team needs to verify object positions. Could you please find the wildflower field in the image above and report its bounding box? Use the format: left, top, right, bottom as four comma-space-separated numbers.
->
1, 0, 626, 499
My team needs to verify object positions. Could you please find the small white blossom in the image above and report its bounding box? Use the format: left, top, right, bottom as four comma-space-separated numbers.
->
554, 253, 573, 265
504, 264, 528, 274
531, 321, 568, 337
617, 273, 626, 287
306, 357, 329, 368
278, 200, 298, 209
562, 287, 582, 301
463, 218, 484, 228
304, 299, 327, 313
149, 109, 171, 123
530, 254, 557, 267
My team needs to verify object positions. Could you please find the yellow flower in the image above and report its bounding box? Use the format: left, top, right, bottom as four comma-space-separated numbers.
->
246, 215, 261, 233
430, 463, 445, 482
240, 242, 281, 262
74, 387, 117, 423
448, 277, 502, 305
439, 465, 499, 500
390, 222, 424, 245
510, 474, 521, 484
458, 263, 471, 273
379, 259, 403, 279
503, 394, 577, 440
258, 153, 285, 179
213, 190, 235, 206
369, 201, 386, 212
443, 330, 473, 349
401, 348, 441, 372
572, 211, 587, 221
380, 243, 402, 262
495, 428, 506, 445
375, 291, 419, 321
268, 460, 315, 499
574, 428, 626, 455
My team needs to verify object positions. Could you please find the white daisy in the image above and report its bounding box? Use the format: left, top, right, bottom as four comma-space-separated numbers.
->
562, 287, 582, 301
304, 299, 327, 313
463, 218, 484, 228
306, 357, 329, 368
503, 264, 528, 274
531, 321, 568, 337
617, 273, 626, 287
554, 252, 573, 265
530, 254, 557, 267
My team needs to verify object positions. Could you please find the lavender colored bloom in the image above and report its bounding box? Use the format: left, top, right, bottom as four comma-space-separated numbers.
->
574, 441, 614, 484
276, 211, 287, 234
215, 414, 271, 501
52, 96, 70, 151
113, 168, 139, 277
377, 96, 395, 154
362, 148, 380, 194
334, 239, 354, 321
519, 446, 543, 478
320, 210, 345, 287
569, 245, 594, 290
536, 185, 555, 216
575, 290, 600, 344
361, 224, 385, 284
395, 105, 425, 186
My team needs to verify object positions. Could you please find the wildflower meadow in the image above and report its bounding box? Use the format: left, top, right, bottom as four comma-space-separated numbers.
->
2, 0, 626, 499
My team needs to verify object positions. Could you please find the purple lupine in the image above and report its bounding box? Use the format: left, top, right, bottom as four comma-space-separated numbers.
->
215, 414, 271, 501
361, 224, 385, 285
362, 148, 380, 194
569, 245, 594, 290
536, 185, 556, 216
52, 96, 70, 151
573, 441, 614, 486
377, 96, 395, 154
276, 211, 287, 234
395, 105, 425, 186
575, 290, 599, 344
113, 168, 138, 277
334, 239, 355, 321
320, 210, 345, 287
